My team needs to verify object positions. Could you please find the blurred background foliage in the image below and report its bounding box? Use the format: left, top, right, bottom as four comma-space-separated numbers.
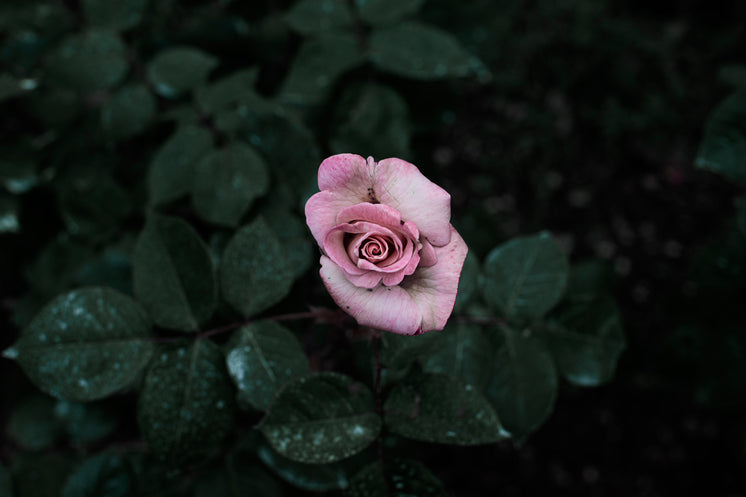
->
1, 0, 746, 495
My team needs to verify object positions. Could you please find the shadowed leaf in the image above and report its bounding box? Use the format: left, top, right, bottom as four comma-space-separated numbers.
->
482, 231, 569, 324
220, 218, 295, 317
225, 321, 310, 411
4, 287, 154, 401
137, 340, 235, 463
259, 373, 380, 464
385, 372, 506, 445
133, 215, 217, 331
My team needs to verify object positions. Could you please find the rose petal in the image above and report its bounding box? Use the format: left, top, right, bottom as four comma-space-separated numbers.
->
310, 155, 450, 247
323, 227, 367, 276
336, 202, 400, 227
346, 271, 383, 289
320, 255, 423, 335
325, 221, 411, 275
375, 158, 452, 247
318, 226, 467, 335
400, 226, 468, 332
305, 190, 352, 248
419, 239, 437, 267
317, 153, 375, 195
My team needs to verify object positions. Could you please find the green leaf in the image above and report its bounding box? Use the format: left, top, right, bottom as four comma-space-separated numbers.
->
28, 87, 80, 127
161, 105, 201, 126
0, 193, 19, 233
279, 32, 363, 105
377, 332, 437, 384
235, 106, 321, 197
137, 340, 235, 463
543, 298, 625, 387
285, 0, 353, 35
191, 143, 270, 227
482, 231, 569, 323
0, 151, 36, 194
126, 453, 193, 496
696, 89, 746, 184
484, 327, 558, 439
220, 218, 295, 317
0, 73, 31, 102
148, 126, 214, 205
82, 0, 148, 31
347, 458, 447, 497
422, 322, 495, 389
259, 372, 380, 463
384, 373, 505, 445
133, 214, 217, 331
26, 237, 94, 297
369, 22, 489, 81
147, 47, 218, 99
260, 206, 313, 279
73, 247, 133, 296
195, 68, 261, 114
58, 174, 131, 241
45, 29, 128, 91
454, 251, 479, 312
0, 463, 10, 497
330, 82, 411, 159
257, 442, 349, 492
6, 395, 62, 450
194, 459, 281, 497
101, 84, 156, 141
4, 287, 154, 401
539, 260, 625, 386
61, 454, 132, 497
225, 321, 310, 411
354, 0, 425, 26
11, 454, 76, 497
54, 400, 118, 445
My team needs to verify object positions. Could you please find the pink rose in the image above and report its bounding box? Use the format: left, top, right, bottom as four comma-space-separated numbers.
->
305, 154, 468, 335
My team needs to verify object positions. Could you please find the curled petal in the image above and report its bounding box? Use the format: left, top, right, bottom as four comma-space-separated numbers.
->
419, 239, 438, 267
337, 202, 400, 228
346, 271, 383, 289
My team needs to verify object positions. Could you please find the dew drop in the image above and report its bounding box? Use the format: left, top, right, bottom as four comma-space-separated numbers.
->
2, 347, 19, 359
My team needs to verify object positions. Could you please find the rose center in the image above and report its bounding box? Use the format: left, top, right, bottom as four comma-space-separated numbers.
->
361, 235, 390, 262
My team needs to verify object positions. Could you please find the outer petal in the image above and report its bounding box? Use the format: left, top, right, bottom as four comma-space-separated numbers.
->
400, 226, 468, 332
320, 256, 423, 335
374, 158, 452, 247
419, 239, 438, 267
305, 190, 350, 248
319, 226, 468, 335
317, 154, 376, 200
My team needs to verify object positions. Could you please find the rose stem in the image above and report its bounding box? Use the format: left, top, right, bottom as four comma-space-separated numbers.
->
371, 329, 389, 490
150, 310, 329, 343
